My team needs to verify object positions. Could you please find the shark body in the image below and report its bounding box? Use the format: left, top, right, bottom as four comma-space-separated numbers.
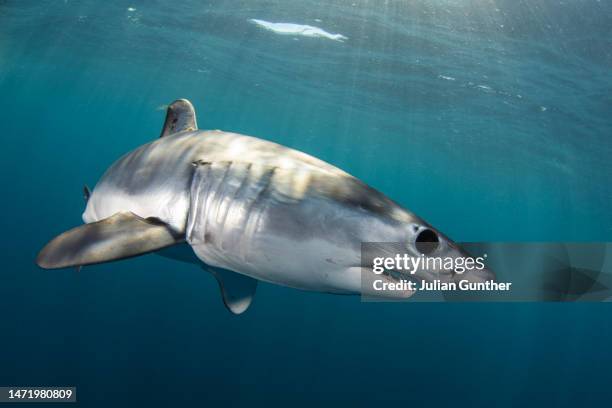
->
37, 100, 493, 313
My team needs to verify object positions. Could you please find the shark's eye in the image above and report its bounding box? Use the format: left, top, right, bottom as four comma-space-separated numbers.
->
415, 229, 439, 255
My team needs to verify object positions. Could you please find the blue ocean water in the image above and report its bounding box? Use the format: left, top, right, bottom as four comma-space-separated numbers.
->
1, 0, 611, 406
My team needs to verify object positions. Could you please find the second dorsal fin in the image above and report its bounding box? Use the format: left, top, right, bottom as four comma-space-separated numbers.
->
160, 99, 198, 137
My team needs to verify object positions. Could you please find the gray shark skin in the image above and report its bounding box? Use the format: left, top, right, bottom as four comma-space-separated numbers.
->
37, 99, 494, 314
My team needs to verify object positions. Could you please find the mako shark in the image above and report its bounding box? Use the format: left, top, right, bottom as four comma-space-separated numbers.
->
37, 99, 494, 314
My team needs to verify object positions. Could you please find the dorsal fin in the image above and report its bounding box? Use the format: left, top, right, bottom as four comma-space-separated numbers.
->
160, 99, 198, 137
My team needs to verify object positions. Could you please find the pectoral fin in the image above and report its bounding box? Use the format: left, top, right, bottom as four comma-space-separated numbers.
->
37, 212, 183, 269
204, 266, 258, 314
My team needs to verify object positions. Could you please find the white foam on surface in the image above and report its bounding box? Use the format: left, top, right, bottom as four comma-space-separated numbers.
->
249, 19, 348, 42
